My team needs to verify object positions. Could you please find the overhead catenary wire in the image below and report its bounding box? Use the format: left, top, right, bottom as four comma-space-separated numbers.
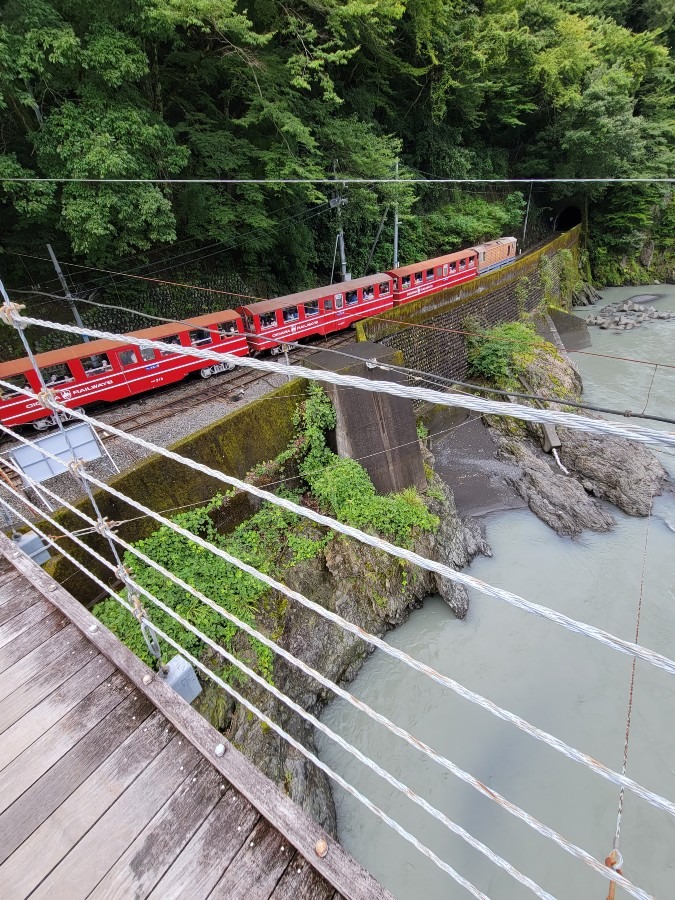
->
1, 456, 653, 897
0, 477, 652, 900
3, 412, 675, 837
1, 176, 673, 184
283, 340, 675, 427
371, 316, 675, 372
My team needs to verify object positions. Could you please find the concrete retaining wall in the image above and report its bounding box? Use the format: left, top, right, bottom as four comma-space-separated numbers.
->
39, 379, 308, 603
355, 228, 581, 380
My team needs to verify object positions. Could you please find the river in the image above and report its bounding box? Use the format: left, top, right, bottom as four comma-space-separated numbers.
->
317, 284, 675, 899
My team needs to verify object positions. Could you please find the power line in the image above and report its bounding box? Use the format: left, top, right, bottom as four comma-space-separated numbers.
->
1, 177, 673, 184
284, 342, 675, 427
6, 251, 267, 302
372, 316, 675, 371
6, 203, 332, 296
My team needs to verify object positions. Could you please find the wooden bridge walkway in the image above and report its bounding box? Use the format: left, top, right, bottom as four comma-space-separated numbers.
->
0, 533, 391, 900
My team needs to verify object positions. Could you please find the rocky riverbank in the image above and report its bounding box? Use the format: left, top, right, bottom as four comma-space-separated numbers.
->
195, 456, 490, 836
586, 297, 675, 330
482, 342, 668, 536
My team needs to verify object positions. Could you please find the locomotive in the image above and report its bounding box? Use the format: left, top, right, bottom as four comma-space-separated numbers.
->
0, 237, 516, 430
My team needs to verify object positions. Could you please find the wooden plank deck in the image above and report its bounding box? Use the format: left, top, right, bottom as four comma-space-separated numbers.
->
0, 533, 393, 900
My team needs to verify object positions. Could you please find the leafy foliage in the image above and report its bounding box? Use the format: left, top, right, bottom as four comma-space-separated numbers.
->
293, 384, 439, 546
94, 384, 437, 672
0, 0, 672, 292
467, 321, 542, 387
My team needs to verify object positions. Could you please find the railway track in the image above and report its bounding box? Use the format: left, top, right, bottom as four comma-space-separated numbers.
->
97, 332, 357, 434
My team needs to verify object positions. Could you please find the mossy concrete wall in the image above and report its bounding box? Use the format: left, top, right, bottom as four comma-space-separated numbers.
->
40, 379, 308, 604
355, 227, 581, 381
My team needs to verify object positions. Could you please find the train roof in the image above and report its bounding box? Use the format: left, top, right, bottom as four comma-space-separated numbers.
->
0, 309, 241, 378
471, 237, 517, 251
238, 274, 392, 315
390, 249, 477, 278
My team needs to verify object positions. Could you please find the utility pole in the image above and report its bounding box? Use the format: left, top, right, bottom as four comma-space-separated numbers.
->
393, 158, 400, 269
522, 182, 533, 251
330, 161, 350, 282
46, 244, 89, 341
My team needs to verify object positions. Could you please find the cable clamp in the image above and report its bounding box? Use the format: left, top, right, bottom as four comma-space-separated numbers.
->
605, 848, 624, 871
366, 358, 379, 370
115, 564, 131, 582
0, 302, 26, 329
129, 587, 145, 621
37, 388, 57, 411
67, 456, 85, 476
93, 517, 115, 538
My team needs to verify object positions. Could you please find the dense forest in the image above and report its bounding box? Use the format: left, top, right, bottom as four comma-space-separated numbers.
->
0, 0, 673, 307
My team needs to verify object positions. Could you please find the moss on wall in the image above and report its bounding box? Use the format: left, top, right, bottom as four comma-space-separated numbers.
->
40, 378, 309, 603
355, 227, 581, 343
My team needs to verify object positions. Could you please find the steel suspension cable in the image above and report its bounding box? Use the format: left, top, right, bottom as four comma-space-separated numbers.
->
0, 455, 646, 895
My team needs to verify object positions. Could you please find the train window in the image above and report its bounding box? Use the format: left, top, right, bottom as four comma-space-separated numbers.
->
118, 349, 139, 367
469, 257, 475, 267
401, 276, 411, 289
282, 306, 299, 323
379, 282, 390, 295
0, 373, 28, 399
435, 267, 442, 279
218, 321, 237, 336
334, 293, 344, 308
426, 269, 434, 280
41, 363, 74, 386
346, 290, 358, 305
81, 353, 112, 377
190, 329, 212, 346
160, 335, 182, 356
447, 263, 453, 274
459, 258, 466, 270
305, 300, 319, 316
260, 312, 276, 328
324, 298, 334, 311
414, 272, 423, 285
140, 348, 155, 361
363, 286, 375, 301
481, 252, 486, 262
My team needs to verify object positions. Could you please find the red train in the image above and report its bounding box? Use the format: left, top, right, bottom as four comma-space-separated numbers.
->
0, 238, 516, 430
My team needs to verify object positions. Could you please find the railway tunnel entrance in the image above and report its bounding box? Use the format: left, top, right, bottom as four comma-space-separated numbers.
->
554, 205, 582, 231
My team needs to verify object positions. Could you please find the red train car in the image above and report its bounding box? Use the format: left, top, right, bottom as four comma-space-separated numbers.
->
237, 274, 394, 354
389, 248, 478, 305
0, 310, 248, 430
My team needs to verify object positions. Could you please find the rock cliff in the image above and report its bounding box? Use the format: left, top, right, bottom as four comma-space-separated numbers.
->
197, 463, 490, 835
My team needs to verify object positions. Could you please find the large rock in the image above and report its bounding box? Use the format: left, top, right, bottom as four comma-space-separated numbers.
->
483, 343, 667, 535
557, 424, 667, 516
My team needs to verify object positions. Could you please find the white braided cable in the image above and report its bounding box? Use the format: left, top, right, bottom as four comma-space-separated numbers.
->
1, 490, 491, 900
0, 459, 644, 896
9, 314, 675, 449
2, 399, 674, 689
3, 420, 674, 833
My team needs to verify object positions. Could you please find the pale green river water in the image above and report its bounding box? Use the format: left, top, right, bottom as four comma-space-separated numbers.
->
317, 285, 675, 899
